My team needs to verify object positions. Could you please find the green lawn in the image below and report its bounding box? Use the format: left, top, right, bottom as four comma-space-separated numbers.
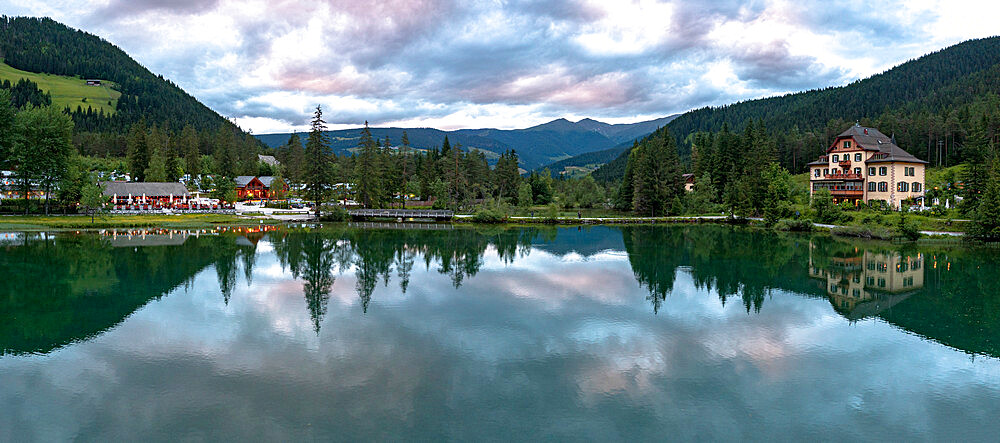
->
0, 62, 120, 115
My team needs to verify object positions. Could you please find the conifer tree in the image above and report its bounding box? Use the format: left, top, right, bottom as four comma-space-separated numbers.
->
303, 105, 333, 217
126, 120, 149, 181
970, 158, 1000, 241
354, 121, 382, 208
181, 125, 200, 178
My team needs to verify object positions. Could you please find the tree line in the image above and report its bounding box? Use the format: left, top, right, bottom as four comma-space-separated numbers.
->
290, 106, 579, 215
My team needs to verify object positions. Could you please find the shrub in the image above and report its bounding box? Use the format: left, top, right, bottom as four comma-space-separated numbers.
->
896, 213, 921, 241
543, 204, 560, 223
831, 225, 895, 240
774, 219, 813, 232
319, 206, 349, 222
471, 199, 509, 223
811, 189, 842, 223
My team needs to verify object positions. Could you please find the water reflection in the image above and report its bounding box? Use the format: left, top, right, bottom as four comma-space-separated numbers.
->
2, 224, 1000, 439
3, 224, 999, 359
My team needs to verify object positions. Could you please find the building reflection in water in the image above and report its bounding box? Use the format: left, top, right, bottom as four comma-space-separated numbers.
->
808, 241, 924, 321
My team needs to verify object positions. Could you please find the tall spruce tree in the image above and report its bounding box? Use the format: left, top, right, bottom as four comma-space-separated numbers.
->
354, 121, 382, 208
181, 125, 200, 178
303, 105, 333, 217
126, 120, 149, 182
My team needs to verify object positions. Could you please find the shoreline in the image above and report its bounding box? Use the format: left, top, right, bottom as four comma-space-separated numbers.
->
0, 212, 969, 241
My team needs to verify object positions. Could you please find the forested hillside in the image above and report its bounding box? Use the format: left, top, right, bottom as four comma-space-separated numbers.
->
594, 36, 1000, 182
0, 16, 237, 134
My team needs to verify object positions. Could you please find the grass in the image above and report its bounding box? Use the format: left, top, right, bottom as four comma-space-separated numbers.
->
0, 62, 120, 115
0, 214, 279, 230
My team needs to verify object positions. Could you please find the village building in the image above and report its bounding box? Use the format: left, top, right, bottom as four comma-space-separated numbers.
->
807, 124, 927, 209
682, 173, 695, 192
235, 176, 287, 200
102, 181, 190, 207
85, 79, 102, 86
1, 170, 48, 199
258, 154, 280, 167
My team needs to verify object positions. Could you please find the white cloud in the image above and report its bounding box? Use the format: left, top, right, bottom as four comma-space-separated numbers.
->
3, 0, 998, 133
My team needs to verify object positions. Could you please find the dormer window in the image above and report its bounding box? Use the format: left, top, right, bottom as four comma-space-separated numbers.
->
844, 141, 852, 148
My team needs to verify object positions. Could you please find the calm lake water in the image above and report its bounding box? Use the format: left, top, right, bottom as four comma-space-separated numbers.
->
2, 224, 999, 441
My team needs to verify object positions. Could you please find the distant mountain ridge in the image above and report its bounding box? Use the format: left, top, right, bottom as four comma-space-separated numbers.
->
255, 115, 678, 169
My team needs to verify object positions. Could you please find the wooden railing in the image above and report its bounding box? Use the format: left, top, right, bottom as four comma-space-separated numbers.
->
824, 172, 863, 180
348, 209, 455, 220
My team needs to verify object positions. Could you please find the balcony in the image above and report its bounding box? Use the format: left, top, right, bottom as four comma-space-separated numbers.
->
830, 188, 864, 197
823, 172, 863, 180
839, 160, 852, 168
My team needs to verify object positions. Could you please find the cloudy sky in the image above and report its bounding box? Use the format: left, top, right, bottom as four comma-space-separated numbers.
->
4, 0, 999, 133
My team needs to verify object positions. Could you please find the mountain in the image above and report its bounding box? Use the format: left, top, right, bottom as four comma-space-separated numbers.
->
0, 16, 241, 135
592, 36, 1000, 182
536, 114, 681, 175
537, 142, 632, 177
256, 116, 676, 170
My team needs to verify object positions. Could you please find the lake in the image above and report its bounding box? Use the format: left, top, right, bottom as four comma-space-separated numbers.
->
2, 224, 999, 441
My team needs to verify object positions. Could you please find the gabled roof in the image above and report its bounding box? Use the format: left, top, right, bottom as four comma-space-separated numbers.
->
234, 176, 256, 187
101, 181, 189, 197
258, 176, 277, 187
829, 125, 928, 164
258, 154, 279, 166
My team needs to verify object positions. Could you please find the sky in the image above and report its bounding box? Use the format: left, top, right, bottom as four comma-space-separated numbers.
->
4, 0, 1000, 134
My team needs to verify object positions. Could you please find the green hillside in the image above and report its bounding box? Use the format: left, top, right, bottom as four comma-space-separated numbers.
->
0, 61, 120, 114
593, 36, 1000, 182
0, 16, 240, 134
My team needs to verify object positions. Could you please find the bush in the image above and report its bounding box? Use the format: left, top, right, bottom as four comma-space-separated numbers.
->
896, 213, 921, 241
811, 189, 843, 224
831, 225, 896, 240
472, 199, 509, 223
774, 219, 813, 232
543, 204, 560, 223
319, 206, 349, 222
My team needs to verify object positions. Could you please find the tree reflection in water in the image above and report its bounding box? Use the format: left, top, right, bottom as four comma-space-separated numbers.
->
3, 225, 1000, 359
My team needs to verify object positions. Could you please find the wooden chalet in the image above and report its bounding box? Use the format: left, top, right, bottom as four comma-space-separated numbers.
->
235, 176, 287, 200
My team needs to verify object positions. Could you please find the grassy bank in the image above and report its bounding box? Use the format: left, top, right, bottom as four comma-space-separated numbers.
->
0, 214, 278, 230
0, 61, 120, 114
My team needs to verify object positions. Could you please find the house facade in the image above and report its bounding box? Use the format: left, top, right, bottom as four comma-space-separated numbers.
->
808, 125, 927, 209
235, 176, 287, 199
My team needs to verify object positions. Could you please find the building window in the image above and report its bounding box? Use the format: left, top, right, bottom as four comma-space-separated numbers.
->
854, 167, 861, 175
879, 167, 887, 176
814, 169, 821, 177
868, 182, 877, 192
844, 141, 852, 148
898, 182, 909, 192
912, 182, 921, 192
866, 276, 875, 285
868, 167, 876, 176
832, 154, 839, 162
824, 169, 829, 176
853, 289, 861, 297
878, 182, 888, 192
855, 153, 862, 162
878, 278, 886, 287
